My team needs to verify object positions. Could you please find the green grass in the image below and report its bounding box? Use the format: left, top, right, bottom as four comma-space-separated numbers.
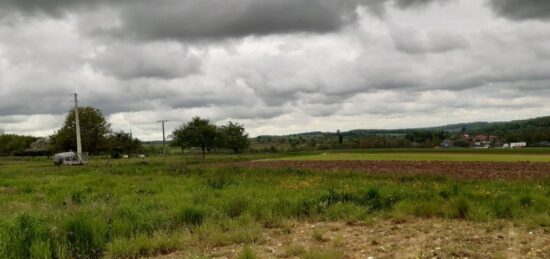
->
273, 152, 550, 162
0, 154, 549, 258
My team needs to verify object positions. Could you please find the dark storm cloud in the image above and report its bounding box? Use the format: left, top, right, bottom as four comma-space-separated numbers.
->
393, 0, 452, 9
1, 0, 449, 40
488, 0, 550, 21
90, 43, 202, 80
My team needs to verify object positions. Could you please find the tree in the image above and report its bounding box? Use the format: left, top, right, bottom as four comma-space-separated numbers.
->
51, 107, 111, 154
173, 117, 218, 158
107, 131, 144, 158
0, 134, 37, 156
220, 122, 249, 153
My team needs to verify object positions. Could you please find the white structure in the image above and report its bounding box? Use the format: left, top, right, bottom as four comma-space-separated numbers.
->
502, 143, 510, 148
510, 142, 527, 148
53, 152, 84, 166
74, 93, 83, 162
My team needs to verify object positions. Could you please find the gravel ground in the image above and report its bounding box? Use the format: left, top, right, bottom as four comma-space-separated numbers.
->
153, 218, 550, 258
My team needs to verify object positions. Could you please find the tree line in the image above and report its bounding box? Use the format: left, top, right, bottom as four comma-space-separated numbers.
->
0, 107, 250, 158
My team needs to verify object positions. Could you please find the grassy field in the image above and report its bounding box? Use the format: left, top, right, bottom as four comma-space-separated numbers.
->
0, 154, 549, 258
273, 152, 550, 162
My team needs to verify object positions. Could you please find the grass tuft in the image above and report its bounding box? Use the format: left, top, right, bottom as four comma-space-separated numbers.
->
175, 207, 205, 227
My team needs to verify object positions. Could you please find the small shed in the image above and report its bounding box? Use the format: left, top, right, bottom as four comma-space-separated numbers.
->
53, 152, 84, 166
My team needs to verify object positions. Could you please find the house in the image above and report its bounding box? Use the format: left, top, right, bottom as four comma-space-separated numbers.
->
510, 142, 527, 148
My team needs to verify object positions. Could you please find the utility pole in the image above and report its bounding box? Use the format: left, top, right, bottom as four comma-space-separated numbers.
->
74, 93, 83, 162
157, 120, 168, 157
129, 129, 133, 156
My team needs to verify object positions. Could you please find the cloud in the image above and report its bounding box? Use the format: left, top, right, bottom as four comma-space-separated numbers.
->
488, 0, 550, 21
2, 0, 550, 140
390, 26, 469, 54
2, 0, 450, 41
90, 42, 202, 80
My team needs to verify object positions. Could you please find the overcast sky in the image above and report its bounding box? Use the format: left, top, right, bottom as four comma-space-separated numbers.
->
1, 0, 550, 140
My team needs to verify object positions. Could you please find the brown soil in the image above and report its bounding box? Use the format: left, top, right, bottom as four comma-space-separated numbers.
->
153, 218, 550, 258
226, 160, 550, 180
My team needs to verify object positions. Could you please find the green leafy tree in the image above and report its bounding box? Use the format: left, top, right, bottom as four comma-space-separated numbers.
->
50, 107, 111, 154
107, 131, 144, 158
220, 122, 249, 153
0, 134, 37, 156
173, 117, 218, 158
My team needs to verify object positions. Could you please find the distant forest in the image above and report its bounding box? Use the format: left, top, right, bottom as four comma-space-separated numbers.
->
252, 116, 550, 151
3, 116, 550, 156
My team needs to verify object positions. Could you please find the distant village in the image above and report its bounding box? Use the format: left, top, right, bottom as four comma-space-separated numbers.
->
440, 133, 528, 149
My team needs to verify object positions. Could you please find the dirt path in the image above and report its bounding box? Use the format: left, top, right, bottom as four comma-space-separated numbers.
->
153, 218, 550, 258
226, 160, 550, 180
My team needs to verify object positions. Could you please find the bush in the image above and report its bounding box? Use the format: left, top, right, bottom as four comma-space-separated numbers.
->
238, 246, 257, 259
65, 214, 108, 258
106, 231, 183, 258
30, 241, 52, 259
448, 197, 470, 219
175, 207, 205, 227
519, 195, 534, 208
358, 188, 384, 211
1, 214, 42, 259
492, 199, 519, 219
206, 173, 233, 189
396, 201, 441, 218
226, 197, 248, 218
293, 198, 322, 218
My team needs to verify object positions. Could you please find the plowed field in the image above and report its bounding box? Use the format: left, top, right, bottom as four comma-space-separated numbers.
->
232, 160, 550, 180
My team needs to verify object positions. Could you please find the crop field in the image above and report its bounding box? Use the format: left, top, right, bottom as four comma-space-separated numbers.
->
273, 151, 550, 162
0, 152, 549, 258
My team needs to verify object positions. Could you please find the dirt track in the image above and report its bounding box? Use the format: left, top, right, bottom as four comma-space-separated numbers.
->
231, 160, 550, 180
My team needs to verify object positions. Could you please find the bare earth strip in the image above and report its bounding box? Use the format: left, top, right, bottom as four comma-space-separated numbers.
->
153, 218, 550, 258
227, 161, 550, 180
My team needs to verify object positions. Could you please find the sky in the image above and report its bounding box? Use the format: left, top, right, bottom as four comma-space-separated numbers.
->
0, 0, 550, 140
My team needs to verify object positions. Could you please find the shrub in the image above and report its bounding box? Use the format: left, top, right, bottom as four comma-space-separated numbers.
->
519, 195, 534, 208
1, 214, 42, 259
106, 231, 183, 258
238, 246, 257, 259
312, 228, 326, 242
70, 191, 85, 205
395, 200, 441, 218
65, 214, 108, 258
30, 241, 52, 259
492, 199, 519, 219
284, 244, 306, 257
358, 188, 384, 211
449, 197, 470, 219
293, 198, 321, 218
206, 173, 232, 189
303, 247, 344, 259
175, 207, 205, 227
226, 197, 248, 218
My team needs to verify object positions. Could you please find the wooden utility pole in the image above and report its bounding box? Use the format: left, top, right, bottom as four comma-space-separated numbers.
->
157, 120, 168, 157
